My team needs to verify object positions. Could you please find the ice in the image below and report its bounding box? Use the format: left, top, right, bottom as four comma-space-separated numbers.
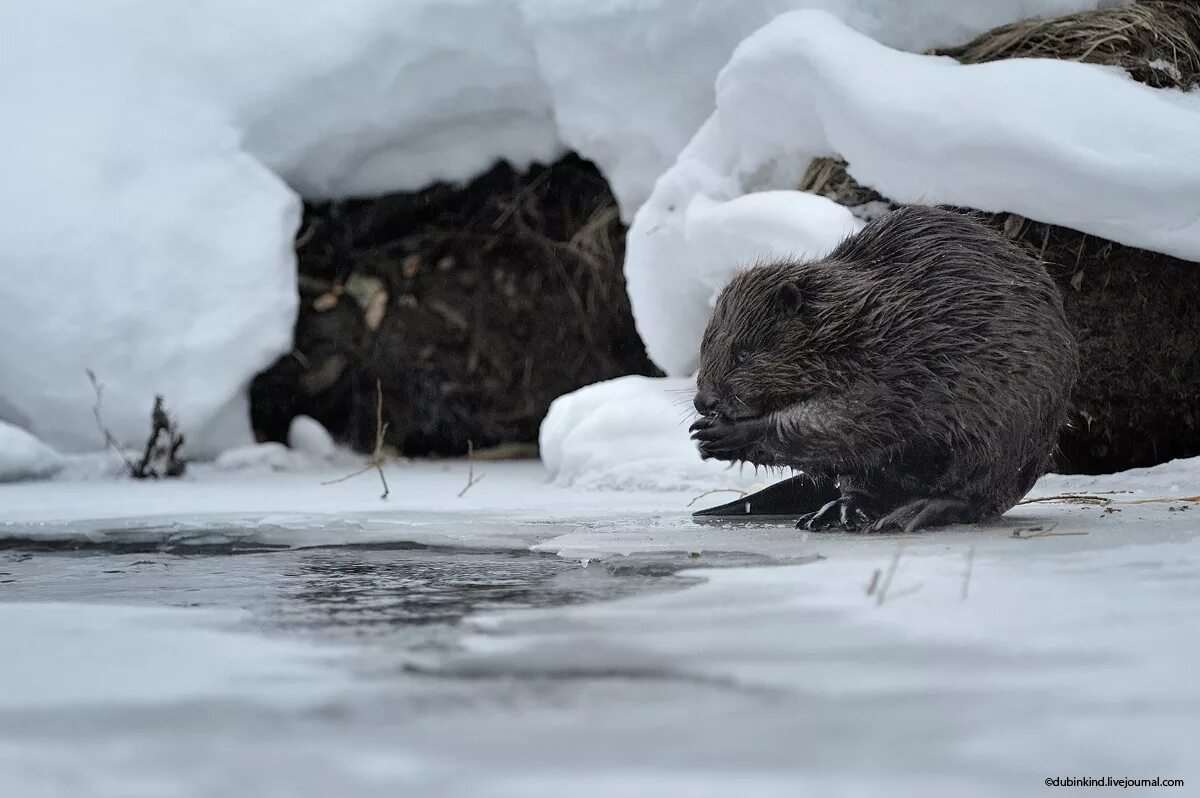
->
0, 603, 345, 711
0, 456, 1197, 795
0, 421, 64, 483
625, 8, 1200, 376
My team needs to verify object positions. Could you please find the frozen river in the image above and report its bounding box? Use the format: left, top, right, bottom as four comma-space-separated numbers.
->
1, 460, 1197, 797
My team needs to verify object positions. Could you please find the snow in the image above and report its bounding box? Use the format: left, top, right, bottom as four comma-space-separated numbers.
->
287, 415, 338, 459
626, 8, 1200, 375
0, 1, 299, 456
0, 0, 1113, 455
0, 422, 64, 483
527, 0, 1112, 217
0, 603, 345, 710
626, 189, 863, 374
540, 374, 785, 491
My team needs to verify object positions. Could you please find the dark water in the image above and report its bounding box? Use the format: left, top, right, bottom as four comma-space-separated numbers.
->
0, 542, 702, 646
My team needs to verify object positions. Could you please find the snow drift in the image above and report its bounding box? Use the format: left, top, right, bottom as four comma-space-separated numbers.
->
625, 9, 1200, 376
0, 0, 1110, 457
539, 375, 789, 491
0, 422, 64, 483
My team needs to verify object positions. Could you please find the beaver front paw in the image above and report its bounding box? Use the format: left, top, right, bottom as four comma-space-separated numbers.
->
797, 493, 874, 531
689, 414, 770, 462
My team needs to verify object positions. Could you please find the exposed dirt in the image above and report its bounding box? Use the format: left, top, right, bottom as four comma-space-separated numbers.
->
1026, 222, 1200, 473
251, 155, 659, 457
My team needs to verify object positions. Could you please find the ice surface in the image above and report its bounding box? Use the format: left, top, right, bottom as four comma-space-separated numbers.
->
0, 456, 1197, 796
626, 9, 1200, 375
0, 421, 64, 483
0, 603, 344, 710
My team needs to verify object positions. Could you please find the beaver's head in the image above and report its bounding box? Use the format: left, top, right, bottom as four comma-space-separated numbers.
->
694, 261, 860, 421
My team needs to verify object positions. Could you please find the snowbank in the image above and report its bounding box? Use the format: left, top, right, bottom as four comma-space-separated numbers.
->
626, 8, 1200, 375
540, 375, 786, 491
0, 421, 64, 483
524, 0, 1112, 216
0, 2, 300, 455
1, 0, 1112, 456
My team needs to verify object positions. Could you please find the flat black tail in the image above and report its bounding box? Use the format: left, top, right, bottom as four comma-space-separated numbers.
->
691, 475, 838, 520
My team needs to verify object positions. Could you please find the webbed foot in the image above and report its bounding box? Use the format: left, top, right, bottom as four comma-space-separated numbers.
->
867, 498, 977, 534
797, 492, 874, 531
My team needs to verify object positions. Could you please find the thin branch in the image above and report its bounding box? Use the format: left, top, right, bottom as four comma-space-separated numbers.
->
321, 379, 389, 499
875, 541, 905, 607
961, 545, 975, 602
85, 369, 138, 476
1018, 493, 1111, 506
457, 439, 485, 498
686, 487, 749, 508
865, 568, 882, 597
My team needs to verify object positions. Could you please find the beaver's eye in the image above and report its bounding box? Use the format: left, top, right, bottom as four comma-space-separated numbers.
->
734, 349, 750, 366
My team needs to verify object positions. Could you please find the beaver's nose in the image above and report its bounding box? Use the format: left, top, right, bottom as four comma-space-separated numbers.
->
693, 391, 718, 416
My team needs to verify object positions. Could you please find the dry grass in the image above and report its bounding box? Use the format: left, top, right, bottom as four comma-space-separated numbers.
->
936, 0, 1200, 89
797, 157, 884, 207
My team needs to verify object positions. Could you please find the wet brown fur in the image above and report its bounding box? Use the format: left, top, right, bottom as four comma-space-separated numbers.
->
690, 206, 1079, 532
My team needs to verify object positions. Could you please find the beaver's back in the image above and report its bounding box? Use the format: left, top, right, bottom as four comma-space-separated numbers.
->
826, 206, 1078, 511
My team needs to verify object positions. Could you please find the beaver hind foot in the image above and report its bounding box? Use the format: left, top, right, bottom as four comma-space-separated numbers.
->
798, 492, 874, 531
867, 497, 979, 534
796, 494, 978, 534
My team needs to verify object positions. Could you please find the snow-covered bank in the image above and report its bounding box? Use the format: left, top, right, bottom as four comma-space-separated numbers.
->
626, 9, 1200, 374
0, 422, 63, 483
540, 375, 789, 491
0, 0, 1112, 455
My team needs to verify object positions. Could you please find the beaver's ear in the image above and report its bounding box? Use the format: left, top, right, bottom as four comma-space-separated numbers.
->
773, 281, 803, 313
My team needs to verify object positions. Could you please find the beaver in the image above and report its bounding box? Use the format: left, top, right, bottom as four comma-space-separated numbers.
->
689, 205, 1079, 533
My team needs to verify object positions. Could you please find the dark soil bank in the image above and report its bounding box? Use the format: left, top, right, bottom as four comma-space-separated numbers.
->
1035, 224, 1200, 473
251, 155, 658, 457
251, 156, 1200, 475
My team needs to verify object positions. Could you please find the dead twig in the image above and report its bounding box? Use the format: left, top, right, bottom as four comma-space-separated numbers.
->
134, 395, 187, 478
85, 369, 139, 476
457, 440, 485, 498
322, 379, 389, 499
86, 371, 186, 478
686, 487, 750, 508
875, 541, 905, 607
1018, 493, 1112, 506
1019, 493, 1200, 508
1011, 526, 1089, 539
865, 568, 882, 597
1120, 495, 1200, 505
961, 546, 975, 602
